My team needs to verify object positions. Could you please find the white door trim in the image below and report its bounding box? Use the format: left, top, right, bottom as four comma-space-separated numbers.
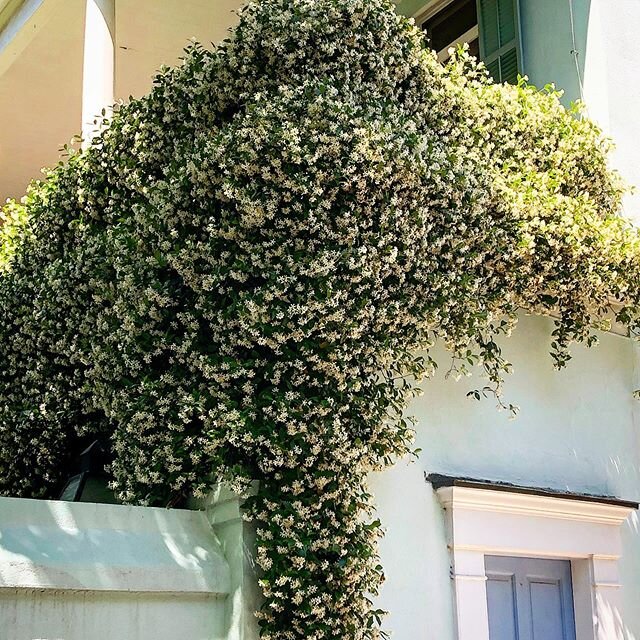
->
435, 485, 636, 640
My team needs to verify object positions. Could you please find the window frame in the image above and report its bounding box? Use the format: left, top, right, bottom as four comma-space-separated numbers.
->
434, 484, 636, 640
416, 0, 479, 63
413, 0, 524, 81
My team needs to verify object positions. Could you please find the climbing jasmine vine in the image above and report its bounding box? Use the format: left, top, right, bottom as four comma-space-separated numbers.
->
0, 1, 637, 638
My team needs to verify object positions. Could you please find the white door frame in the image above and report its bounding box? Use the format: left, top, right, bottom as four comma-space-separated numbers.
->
435, 485, 637, 640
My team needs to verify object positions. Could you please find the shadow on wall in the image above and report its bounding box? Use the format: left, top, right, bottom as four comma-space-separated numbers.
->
598, 594, 639, 640
0, 497, 230, 593
371, 312, 640, 639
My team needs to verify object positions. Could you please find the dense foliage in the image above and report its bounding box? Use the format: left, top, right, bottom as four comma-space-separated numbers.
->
1, 0, 638, 638
0, 200, 29, 275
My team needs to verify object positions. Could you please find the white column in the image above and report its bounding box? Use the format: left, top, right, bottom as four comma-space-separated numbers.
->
81, 0, 115, 146
572, 559, 598, 640
581, 0, 609, 130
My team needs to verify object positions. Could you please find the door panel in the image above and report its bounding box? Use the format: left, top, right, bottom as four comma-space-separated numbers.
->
485, 556, 576, 640
530, 580, 565, 640
486, 573, 518, 640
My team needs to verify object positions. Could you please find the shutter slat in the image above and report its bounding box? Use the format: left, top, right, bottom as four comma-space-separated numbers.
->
478, 0, 520, 84
486, 58, 500, 81
497, 0, 516, 46
499, 46, 519, 84
479, 0, 499, 56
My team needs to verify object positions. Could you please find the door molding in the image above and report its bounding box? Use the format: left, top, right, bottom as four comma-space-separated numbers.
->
435, 485, 636, 640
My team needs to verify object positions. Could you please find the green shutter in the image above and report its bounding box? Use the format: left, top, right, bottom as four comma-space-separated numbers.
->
477, 0, 521, 84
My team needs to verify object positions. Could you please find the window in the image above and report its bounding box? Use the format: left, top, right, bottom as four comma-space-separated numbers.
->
418, 0, 521, 84
422, 0, 480, 63
477, 0, 520, 84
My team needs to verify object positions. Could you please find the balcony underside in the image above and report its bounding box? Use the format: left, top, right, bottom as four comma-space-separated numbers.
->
0, 0, 240, 202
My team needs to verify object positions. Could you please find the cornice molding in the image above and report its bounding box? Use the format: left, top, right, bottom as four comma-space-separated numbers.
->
436, 486, 635, 526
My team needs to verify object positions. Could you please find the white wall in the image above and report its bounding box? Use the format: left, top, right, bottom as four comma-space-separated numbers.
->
372, 314, 640, 640
114, 0, 240, 100
0, 591, 227, 640
581, 0, 640, 225
0, 0, 85, 201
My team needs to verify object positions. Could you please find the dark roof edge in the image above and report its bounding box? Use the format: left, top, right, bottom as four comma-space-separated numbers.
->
426, 473, 639, 510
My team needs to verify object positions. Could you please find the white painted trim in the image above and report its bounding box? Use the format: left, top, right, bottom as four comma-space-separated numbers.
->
454, 574, 487, 582
412, 1, 480, 63
437, 486, 634, 525
436, 24, 479, 62
414, 0, 455, 25
0, 0, 42, 51
435, 486, 636, 640
0, 0, 24, 31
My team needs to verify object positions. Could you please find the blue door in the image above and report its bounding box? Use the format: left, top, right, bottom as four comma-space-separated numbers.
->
485, 556, 577, 640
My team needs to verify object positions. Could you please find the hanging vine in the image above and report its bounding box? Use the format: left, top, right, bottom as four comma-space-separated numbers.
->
1, 1, 638, 638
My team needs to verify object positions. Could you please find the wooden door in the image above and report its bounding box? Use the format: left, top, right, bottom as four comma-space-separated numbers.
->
485, 556, 577, 640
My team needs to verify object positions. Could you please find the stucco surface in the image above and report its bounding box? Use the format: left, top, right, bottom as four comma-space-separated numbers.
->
0, 591, 228, 640
0, 496, 232, 639
581, 0, 640, 224
372, 314, 640, 639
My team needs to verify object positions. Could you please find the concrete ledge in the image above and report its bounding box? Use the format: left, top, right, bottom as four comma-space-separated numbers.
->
0, 496, 231, 594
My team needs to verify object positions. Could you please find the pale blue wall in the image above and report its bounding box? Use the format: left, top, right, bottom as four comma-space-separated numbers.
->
518, 0, 589, 105
372, 315, 640, 639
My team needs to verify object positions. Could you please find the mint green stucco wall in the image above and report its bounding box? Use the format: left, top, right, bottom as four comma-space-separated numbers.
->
518, 0, 587, 104
372, 315, 640, 640
0, 490, 260, 640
